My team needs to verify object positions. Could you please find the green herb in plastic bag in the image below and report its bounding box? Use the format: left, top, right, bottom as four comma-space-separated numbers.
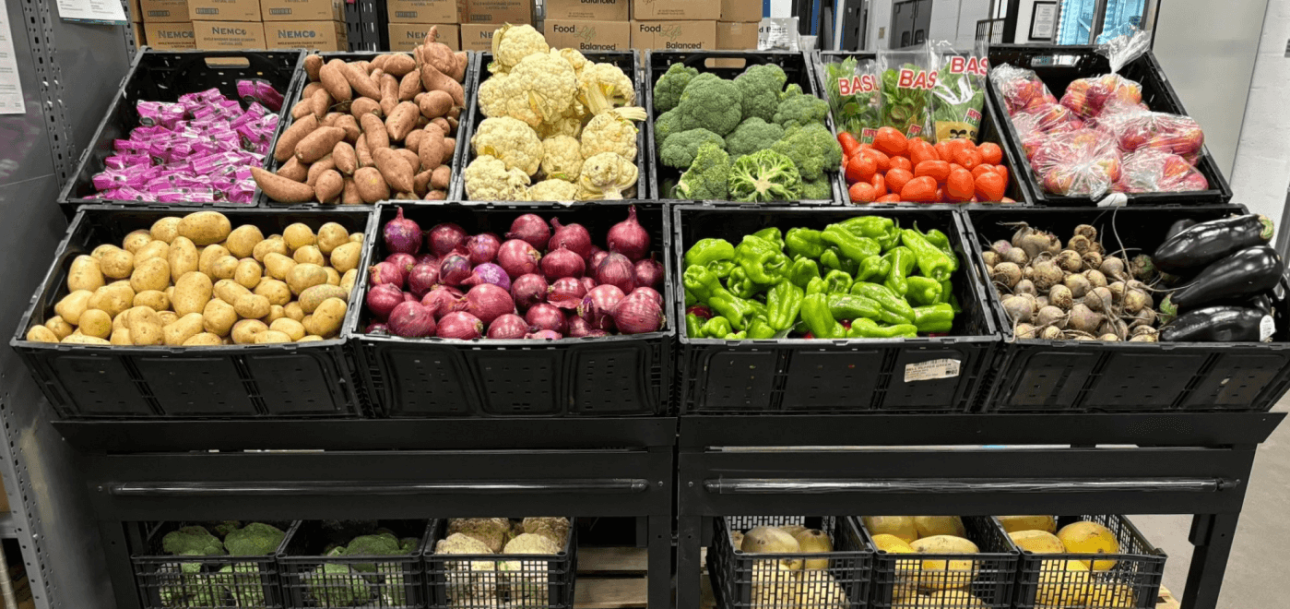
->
877, 45, 937, 139
822, 56, 882, 143
931, 43, 988, 143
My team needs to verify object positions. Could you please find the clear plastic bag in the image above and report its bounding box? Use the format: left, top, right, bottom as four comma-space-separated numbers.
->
989, 63, 1058, 116
930, 41, 988, 143
821, 56, 883, 143
1029, 129, 1123, 198
877, 43, 937, 138
1093, 100, 1206, 156
1059, 28, 1151, 119
1115, 149, 1209, 193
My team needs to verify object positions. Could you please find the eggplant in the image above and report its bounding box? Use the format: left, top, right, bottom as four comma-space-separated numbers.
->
1162, 293, 1273, 322
1160, 306, 1271, 342
1165, 245, 1284, 311
1152, 214, 1274, 274
1165, 218, 1197, 241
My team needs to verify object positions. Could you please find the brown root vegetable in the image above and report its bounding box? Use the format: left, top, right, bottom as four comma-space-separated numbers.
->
1040, 325, 1063, 340
1098, 334, 1121, 342
1031, 260, 1065, 291
386, 101, 420, 142
421, 27, 458, 74
441, 138, 455, 163
252, 168, 315, 204
399, 70, 422, 100
304, 54, 323, 81
320, 59, 353, 103
450, 52, 468, 82
341, 179, 361, 205
314, 170, 344, 203
277, 157, 307, 182
295, 127, 346, 164
1063, 273, 1091, 299
430, 165, 452, 190
1067, 234, 1092, 254
421, 63, 465, 106
1012, 223, 1061, 259
356, 136, 374, 168
419, 90, 453, 119
354, 166, 390, 203
335, 114, 361, 143
405, 129, 425, 153
1081, 251, 1102, 271
380, 74, 399, 116
1067, 303, 1102, 334
1084, 269, 1107, 289
274, 115, 318, 162
1055, 250, 1083, 273
351, 97, 382, 119
343, 62, 381, 99
413, 171, 432, 197
333, 141, 357, 175
419, 127, 446, 171
1016, 323, 1036, 339
291, 99, 311, 120
1048, 284, 1073, 310
1082, 286, 1113, 313
1100, 256, 1126, 279
991, 262, 1022, 289
981, 251, 1000, 267
1131, 308, 1157, 328
1035, 306, 1067, 328
361, 113, 390, 150
305, 155, 336, 185
385, 53, 417, 77
321, 112, 341, 127
310, 88, 330, 120
1013, 279, 1036, 296
1123, 289, 1152, 314
373, 148, 415, 192
1073, 224, 1097, 241
1003, 247, 1029, 266
1002, 295, 1033, 322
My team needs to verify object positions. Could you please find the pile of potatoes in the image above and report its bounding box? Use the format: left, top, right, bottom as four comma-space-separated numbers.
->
25, 211, 362, 347
252, 27, 468, 204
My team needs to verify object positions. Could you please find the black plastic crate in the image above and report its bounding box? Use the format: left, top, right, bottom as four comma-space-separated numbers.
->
426, 518, 578, 609
258, 50, 476, 207
962, 205, 1290, 412
280, 520, 433, 608
710, 517, 872, 609
451, 51, 647, 201
855, 516, 1018, 609
1011, 515, 1165, 609
58, 49, 307, 215
128, 520, 295, 609
348, 202, 673, 417
645, 50, 844, 204
986, 44, 1232, 206
673, 205, 1002, 414
814, 51, 1031, 206
10, 206, 375, 419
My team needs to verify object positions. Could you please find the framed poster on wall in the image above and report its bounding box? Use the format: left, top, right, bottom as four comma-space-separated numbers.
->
1030, 1, 1057, 41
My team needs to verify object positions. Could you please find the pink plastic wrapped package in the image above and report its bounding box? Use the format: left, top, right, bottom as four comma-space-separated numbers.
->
104, 154, 151, 170
990, 64, 1058, 115
1094, 101, 1205, 156
155, 187, 217, 203
1029, 129, 1124, 198
1060, 73, 1144, 119
1115, 149, 1209, 193
238, 79, 284, 112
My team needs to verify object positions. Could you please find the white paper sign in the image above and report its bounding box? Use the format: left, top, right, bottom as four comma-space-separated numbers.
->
0, 8, 26, 115
56, 0, 128, 24
904, 359, 962, 382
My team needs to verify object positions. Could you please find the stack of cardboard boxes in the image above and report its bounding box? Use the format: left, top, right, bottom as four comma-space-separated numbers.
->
544, 0, 630, 52
180, 0, 347, 51
629, 0, 717, 52
387, 0, 462, 52
128, 0, 146, 49
140, 0, 197, 50
716, 0, 762, 54
461, 0, 532, 51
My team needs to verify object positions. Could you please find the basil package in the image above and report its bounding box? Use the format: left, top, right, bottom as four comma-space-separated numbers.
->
876, 44, 937, 139
821, 56, 883, 144
931, 41, 988, 143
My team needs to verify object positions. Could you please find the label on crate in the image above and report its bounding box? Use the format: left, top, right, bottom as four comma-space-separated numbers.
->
1261, 315, 1275, 342
904, 358, 961, 382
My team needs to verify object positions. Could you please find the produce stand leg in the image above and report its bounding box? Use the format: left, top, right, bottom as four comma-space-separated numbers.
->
649, 514, 673, 608
677, 514, 704, 609
98, 521, 140, 609
1181, 513, 1241, 609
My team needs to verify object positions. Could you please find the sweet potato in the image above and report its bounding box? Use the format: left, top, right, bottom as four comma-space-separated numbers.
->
422, 27, 457, 76
253, 167, 315, 203
426, 190, 447, 201
430, 117, 451, 134
354, 167, 390, 204
277, 157, 307, 182
360, 113, 390, 150
385, 53, 417, 77
295, 127, 346, 164
334, 114, 361, 143
442, 138, 456, 164
418, 126, 445, 171
356, 60, 372, 74
370, 68, 385, 84
291, 99, 312, 120
315, 169, 344, 203
415, 115, 430, 130
343, 61, 381, 99
304, 54, 323, 81
333, 141, 357, 175
370, 54, 389, 72
321, 112, 340, 127
386, 101, 419, 142
399, 70, 422, 101
379, 74, 399, 116
301, 82, 324, 100
274, 115, 318, 162
396, 148, 420, 171
413, 171, 432, 197
351, 97, 382, 119
356, 136, 374, 168
320, 59, 352, 102
311, 87, 331, 120
447, 106, 461, 120
450, 52, 468, 83
431, 165, 452, 190
419, 90, 453, 119
306, 155, 336, 185
373, 147, 415, 193
405, 129, 425, 154
342, 178, 361, 204
420, 64, 464, 106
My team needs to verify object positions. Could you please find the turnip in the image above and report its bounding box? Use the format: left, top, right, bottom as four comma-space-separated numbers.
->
1082, 251, 1103, 271
1048, 284, 1073, 310
1016, 323, 1037, 339
1098, 334, 1121, 342
1130, 334, 1158, 343
1084, 269, 1107, 289
1131, 254, 1155, 281
1131, 308, 1157, 328
1107, 281, 1126, 304
1003, 248, 1030, 266
1067, 303, 1102, 334
1056, 250, 1083, 273
1067, 234, 1093, 254
1035, 305, 1067, 328
982, 251, 1001, 266
1040, 325, 1063, 340
1011, 223, 1062, 260
1031, 260, 1064, 291
1064, 272, 1091, 298
992, 262, 1022, 289
1098, 319, 1127, 339
1100, 256, 1126, 279
1123, 289, 1152, 314
1002, 295, 1033, 322
1133, 325, 1158, 337
991, 240, 1012, 255
1014, 279, 1037, 296
1074, 224, 1098, 241
1035, 296, 1050, 310
1082, 287, 1113, 313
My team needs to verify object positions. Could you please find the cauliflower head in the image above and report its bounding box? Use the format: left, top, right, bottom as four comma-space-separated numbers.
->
472, 117, 543, 175
435, 533, 497, 606
541, 135, 583, 180
653, 62, 699, 113
735, 64, 789, 123
496, 52, 578, 128
677, 142, 731, 200
465, 155, 532, 201
578, 62, 636, 116
447, 518, 513, 554
522, 517, 571, 547
490, 24, 549, 74
580, 107, 646, 160
678, 73, 743, 136
503, 532, 560, 555
538, 108, 583, 139
555, 48, 588, 73
530, 179, 580, 201
477, 72, 510, 119
660, 128, 725, 169
726, 117, 785, 161
578, 152, 638, 200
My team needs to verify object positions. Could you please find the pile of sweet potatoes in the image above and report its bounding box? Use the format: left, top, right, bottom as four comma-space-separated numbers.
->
253, 27, 467, 204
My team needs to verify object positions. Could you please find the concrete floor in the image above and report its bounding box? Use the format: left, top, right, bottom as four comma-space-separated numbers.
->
1131, 397, 1290, 607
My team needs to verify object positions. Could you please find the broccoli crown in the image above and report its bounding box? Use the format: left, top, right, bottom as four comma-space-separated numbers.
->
654, 108, 683, 151
771, 123, 843, 181
344, 531, 407, 573
220, 563, 266, 607
223, 522, 286, 556
307, 563, 369, 606
653, 63, 699, 113
660, 128, 725, 169
677, 142, 731, 200
773, 93, 830, 130
801, 177, 833, 200
729, 149, 804, 202
162, 526, 225, 557
677, 74, 743, 136
726, 117, 785, 161
781, 83, 804, 100
735, 64, 788, 123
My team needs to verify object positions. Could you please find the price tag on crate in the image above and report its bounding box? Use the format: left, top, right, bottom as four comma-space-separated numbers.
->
904, 358, 961, 382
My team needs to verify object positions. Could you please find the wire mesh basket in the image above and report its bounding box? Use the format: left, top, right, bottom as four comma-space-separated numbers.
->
130, 520, 294, 609
1012, 515, 1166, 609
279, 520, 434, 608
854, 516, 1018, 608
425, 517, 578, 609
710, 516, 873, 609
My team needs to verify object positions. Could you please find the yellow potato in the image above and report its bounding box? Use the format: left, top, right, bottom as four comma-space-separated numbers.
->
202, 299, 238, 337
263, 252, 297, 280
157, 310, 178, 326
997, 516, 1057, 535
231, 319, 269, 344
45, 316, 73, 339
213, 279, 253, 306
172, 271, 213, 317
267, 304, 285, 323
297, 335, 324, 343
299, 284, 349, 313
340, 269, 357, 292
303, 297, 346, 337
198, 244, 230, 278
134, 240, 170, 264
284, 302, 305, 321
253, 238, 288, 262
329, 242, 362, 273
324, 266, 341, 286
26, 325, 59, 343
63, 334, 110, 345
110, 328, 132, 345
68, 255, 106, 292
167, 236, 199, 283
234, 259, 262, 289
293, 245, 325, 266
88, 284, 134, 319
283, 222, 317, 251
316, 222, 349, 254
150, 217, 181, 243
1057, 522, 1120, 571
182, 332, 223, 346
287, 263, 328, 295
234, 294, 271, 319
350, 233, 363, 243
100, 246, 135, 279
254, 279, 292, 306
255, 330, 293, 344
128, 306, 164, 345
225, 224, 265, 258
914, 517, 967, 539
130, 257, 171, 293
122, 230, 152, 253
210, 255, 240, 280
133, 290, 169, 312
270, 318, 307, 341
163, 313, 205, 346
178, 211, 232, 246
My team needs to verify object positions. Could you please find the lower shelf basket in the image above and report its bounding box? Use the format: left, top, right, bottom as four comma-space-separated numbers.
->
709, 516, 873, 609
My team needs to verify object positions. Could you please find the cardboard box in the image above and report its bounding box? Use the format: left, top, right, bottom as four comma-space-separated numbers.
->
545, 19, 631, 52
464, 0, 531, 24
631, 20, 716, 51
261, 0, 342, 21
545, 0, 628, 22
140, 0, 190, 22
388, 23, 460, 51
145, 21, 197, 48
716, 20, 757, 50
387, 0, 458, 23
130, 0, 143, 21
459, 23, 497, 52
265, 20, 347, 50
631, 0, 718, 21
193, 20, 266, 48
720, 0, 761, 23
189, 0, 262, 21
131, 22, 145, 49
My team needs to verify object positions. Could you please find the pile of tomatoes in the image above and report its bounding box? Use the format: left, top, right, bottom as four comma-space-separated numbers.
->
840, 127, 1016, 204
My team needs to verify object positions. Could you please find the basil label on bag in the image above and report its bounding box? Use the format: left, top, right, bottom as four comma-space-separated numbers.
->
905, 358, 962, 382
1260, 315, 1275, 342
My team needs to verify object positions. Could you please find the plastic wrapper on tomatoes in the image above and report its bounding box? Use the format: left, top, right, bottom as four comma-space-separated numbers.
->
1094, 101, 1205, 156
1114, 149, 1209, 193
1059, 73, 1144, 119
989, 63, 1058, 115
1030, 129, 1123, 198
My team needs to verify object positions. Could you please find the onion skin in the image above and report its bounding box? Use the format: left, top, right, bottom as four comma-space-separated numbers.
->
462, 262, 512, 292
525, 330, 563, 340
386, 252, 417, 276
456, 283, 516, 325
611, 292, 664, 334
421, 286, 463, 319
407, 263, 440, 298
426, 222, 467, 258
383, 206, 422, 255
547, 277, 587, 309
510, 273, 549, 312
507, 214, 551, 251
579, 276, 597, 294
437, 311, 484, 339
465, 233, 502, 266
625, 287, 663, 307
388, 301, 436, 337
541, 246, 586, 280
439, 253, 473, 286
416, 253, 439, 267
590, 250, 609, 270
487, 314, 529, 339
369, 261, 405, 289
607, 205, 650, 261
366, 283, 404, 320
579, 284, 625, 330
549, 218, 593, 260
568, 315, 595, 337
497, 239, 541, 279
634, 258, 664, 290
595, 253, 637, 294
525, 303, 566, 334
365, 322, 389, 335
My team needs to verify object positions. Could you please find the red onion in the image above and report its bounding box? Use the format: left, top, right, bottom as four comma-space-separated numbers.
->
421, 286, 462, 319
595, 253, 636, 294
541, 246, 586, 280
383, 207, 422, 255
366, 283, 404, 320
365, 322, 389, 335
547, 277, 587, 309
416, 253, 439, 267
439, 253, 472, 286
525, 330, 563, 340
579, 277, 597, 294
455, 283, 515, 325
487, 314, 529, 339
589, 244, 605, 259
510, 273, 549, 312
625, 287, 664, 307
497, 239, 541, 278
525, 303, 566, 334
634, 257, 664, 290
549, 218, 593, 260
388, 301, 436, 337
507, 214, 551, 251
612, 295, 663, 335
407, 263, 440, 298
465, 233, 502, 266
437, 311, 484, 339
686, 305, 712, 319
386, 252, 417, 276
568, 315, 594, 337
403, 291, 418, 302
462, 263, 512, 292
607, 205, 650, 261
590, 250, 609, 270
369, 261, 405, 288
579, 284, 625, 331
426, 222, 467, 257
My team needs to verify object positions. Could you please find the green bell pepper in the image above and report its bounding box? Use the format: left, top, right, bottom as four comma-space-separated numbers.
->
708, 259, 736, 280
919, 226, 959, 272
785, 228, 827, 259
884, 246, 916, 297
840, 216, 901, 251
827, 294, 910, 326
686, 313, 706, 338
912, 303, 955, 334
806, 276, 826, 295
683, 265, 725, 303
685, 288, 697, 307
938, 278, 953, 305
820, 247, 859, 275
728, 267, 759, 299
710, 295, 755, 330
700, 316, 733, 338
905, 276, 943, 307
822, 269, 853, 294
788, 256, 820, 288
726, 330, 748, 339
850, 282, 916, 323
821, 224, 881, 262
854, 255, 892, 283
746, 316, 776, 339
900, 229, 952, 282
735, 235, 790, 285
802, 294, 846, 339
848, 318, 918, 338
685, 238, 734, 268
767, 281, 804, 331
753, 227, 785, 251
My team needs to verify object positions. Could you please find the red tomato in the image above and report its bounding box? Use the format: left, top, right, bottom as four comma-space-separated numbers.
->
838, 132, 862, 158
846, 154, 877, 183
849, 182, 878, 203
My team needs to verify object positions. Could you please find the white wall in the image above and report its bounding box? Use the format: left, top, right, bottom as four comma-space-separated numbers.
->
866, 0, 993, 51
1227, 1, 1290, 220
